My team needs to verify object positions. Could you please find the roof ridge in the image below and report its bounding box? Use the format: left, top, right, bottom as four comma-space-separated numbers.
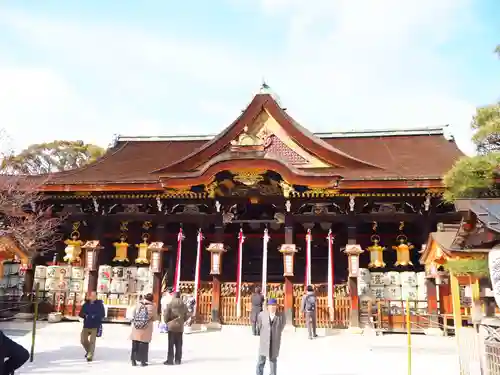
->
117, 125, 448, 142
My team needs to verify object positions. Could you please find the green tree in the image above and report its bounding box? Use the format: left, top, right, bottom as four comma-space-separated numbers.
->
1, 140, 105, 175
443, 47, 500, 201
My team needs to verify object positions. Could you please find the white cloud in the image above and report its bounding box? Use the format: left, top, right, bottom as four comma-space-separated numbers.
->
0, 2, 483, 156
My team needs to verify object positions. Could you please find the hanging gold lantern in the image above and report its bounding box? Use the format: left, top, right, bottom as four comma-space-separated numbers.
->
367, 234, 386, 268
63, 222, 83, 263
113, 234, 129, 262
135, 233, 150, 264
392, 234, 414, 267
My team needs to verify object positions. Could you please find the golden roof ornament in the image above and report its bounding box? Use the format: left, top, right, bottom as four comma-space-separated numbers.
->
233, 171, 264, 186
367, 234, 386, 268
231, 126, 264, 147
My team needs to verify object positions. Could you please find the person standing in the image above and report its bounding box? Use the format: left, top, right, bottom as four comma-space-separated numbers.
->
250, 286, 265, 335
160, 288, 173, 333
0, 330, 29, 375
79, 291, 105, 362
256, 298, 285, 375
163, 291, 188, 365
130, 293, 158, 367
300, 285, 317, 339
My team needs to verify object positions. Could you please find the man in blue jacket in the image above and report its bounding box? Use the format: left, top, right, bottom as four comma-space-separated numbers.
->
0, 330, 29, 375
79, 291, 105, 362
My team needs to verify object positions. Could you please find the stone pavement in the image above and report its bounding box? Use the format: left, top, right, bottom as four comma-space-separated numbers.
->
1, 321, 460, 375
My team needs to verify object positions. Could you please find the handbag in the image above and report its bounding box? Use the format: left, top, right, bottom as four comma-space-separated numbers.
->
97, 324, 103, 338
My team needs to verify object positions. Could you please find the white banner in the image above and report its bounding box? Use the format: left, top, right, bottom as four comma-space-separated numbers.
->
488, 245, 500, 309
262, 229, 270, 298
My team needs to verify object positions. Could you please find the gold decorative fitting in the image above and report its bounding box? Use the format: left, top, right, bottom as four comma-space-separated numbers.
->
367, 234, 386, 268
142, 221, 152, 231
205, 181, 218, 198
119, 221, 129, 232
279, 181, 295, 198
233, 171, 264, 186
72, 222, 81, 232
392, 234, 414, 267
230, 125, 264, 147
399, 221, 405, 231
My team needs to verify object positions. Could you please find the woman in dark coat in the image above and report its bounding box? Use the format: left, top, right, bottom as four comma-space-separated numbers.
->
250, 286, 264, 335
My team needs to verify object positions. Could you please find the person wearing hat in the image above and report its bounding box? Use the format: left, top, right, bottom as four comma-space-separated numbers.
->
256, 298, 285, 375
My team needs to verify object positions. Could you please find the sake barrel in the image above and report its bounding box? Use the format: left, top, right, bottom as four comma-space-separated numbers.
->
416, 272, 426, 286
33, 278, 46, 291
69, 280, 84, 293
0, 277, 7, 288
112, 266, 126, 280
98, 265, 112, 280
59, 266, 70, 279
370, 272, 385, 286
34, 265, 47, 279
71, 266, 85, 280
127, 267, 138, 280
45, 278, 58, 291
136, 267, 151, 280
400, 271, 417, 286
127, 280, 137, 293
358, 282, 371, 297
56, 279, 69, 291
97, 279, 110, 293
7, 275, 19, 288
3, 263, 12, 275
359, 268, 371, 284
370, 286, 385, 300
47, 266, 70, 279
136, 280, 146, 293
9, 263, 20, 275
116, 280, 129, 294
417, 285, 427, 300
384, 285, 402, 300
401, 285, 418, 300
385, 271, 401, 286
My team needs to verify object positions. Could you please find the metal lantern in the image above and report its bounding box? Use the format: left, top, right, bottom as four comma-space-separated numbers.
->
135, 234, 150, 264
63, 232, 83, 264
113, 235, 129, 262
367, 235, 386, 268
392, 235, 414, 267
148, 242, 165, 273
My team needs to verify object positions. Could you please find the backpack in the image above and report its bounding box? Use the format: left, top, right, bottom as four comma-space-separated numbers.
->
305, 295, 316, 312
133, 303, 149, 329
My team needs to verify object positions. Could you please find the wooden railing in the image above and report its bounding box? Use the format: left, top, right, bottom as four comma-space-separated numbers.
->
293, 296, 350, 328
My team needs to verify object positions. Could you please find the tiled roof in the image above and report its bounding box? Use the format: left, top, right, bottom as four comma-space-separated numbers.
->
47, 132, 463, 184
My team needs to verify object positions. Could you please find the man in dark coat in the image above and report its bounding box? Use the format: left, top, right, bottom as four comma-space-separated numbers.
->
79, 291, 106, 361
0, 330, 29, 375
250, 286, 264, 335
256, 298, 285, 375
163, 291, 188, 365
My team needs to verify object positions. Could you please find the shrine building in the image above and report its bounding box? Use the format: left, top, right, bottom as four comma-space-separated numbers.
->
25, 88, 465, 328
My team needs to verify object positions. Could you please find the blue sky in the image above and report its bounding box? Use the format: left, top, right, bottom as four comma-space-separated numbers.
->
0, 0, 499, 155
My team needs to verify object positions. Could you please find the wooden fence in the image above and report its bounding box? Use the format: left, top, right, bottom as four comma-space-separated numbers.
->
293, 296, 350, 328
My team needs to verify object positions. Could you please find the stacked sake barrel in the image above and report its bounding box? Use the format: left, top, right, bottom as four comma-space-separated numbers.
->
357, 268, 371, 297
34, 265, 47, 291
384, 271, 402, 301
69, 267, 85, 294
0, 263, 24, 297
45, 265, 70, 292
136, 267, 153, 295
97, 265, 112, 295
370, 272, 386, 300
416, 272, 428, 311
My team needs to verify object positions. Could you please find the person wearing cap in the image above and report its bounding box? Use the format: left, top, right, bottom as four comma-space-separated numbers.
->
250, 286, 264, 336
256, 298, 285, 375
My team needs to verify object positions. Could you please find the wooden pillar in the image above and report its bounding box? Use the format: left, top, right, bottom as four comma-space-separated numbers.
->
425, 277, 439, 328
152, 224, 165, 309
347, 225, 360, 329
284, 218, 294, 325
210, 215, 223, 325
88, 219, 102, 293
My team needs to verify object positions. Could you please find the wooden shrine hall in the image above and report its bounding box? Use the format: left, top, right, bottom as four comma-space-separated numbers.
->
33, 88, 465, 328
